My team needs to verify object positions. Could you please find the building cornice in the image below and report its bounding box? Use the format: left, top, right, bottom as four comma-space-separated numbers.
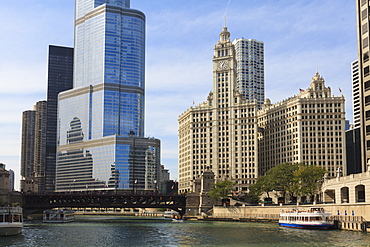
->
75, 4, 145, 26
59, 83, 144, 100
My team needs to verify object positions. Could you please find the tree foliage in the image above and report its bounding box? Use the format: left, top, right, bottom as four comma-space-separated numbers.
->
248, 163, 327, 202
264, 162, 300, 194
255, 175, 274, 194
290, 165, 327, 197
248, 175, 274, 202
208, 180, 235, 200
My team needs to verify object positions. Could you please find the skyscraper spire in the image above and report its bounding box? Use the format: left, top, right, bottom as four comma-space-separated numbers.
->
219, 21, 230, 43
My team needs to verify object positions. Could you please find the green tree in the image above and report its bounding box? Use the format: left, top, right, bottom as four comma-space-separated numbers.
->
248, 162, 301, 202
249, 162, 327, 203
291, 165, 327, 199
208, 180, 235, 200
248, 175, 274, 203
264, 162, 300, 197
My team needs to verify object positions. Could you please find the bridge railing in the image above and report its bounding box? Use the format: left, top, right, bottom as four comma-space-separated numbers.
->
22, 193, 187, 216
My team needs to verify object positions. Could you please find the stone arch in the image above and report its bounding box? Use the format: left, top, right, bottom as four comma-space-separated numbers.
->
340, 187, 349, 203
323, 189, 335, 203
355, 184, 365, 203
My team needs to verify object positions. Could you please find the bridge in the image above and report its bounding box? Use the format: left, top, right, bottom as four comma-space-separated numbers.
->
22, 193, 187, 217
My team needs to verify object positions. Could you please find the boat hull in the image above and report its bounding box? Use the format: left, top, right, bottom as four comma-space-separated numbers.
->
279, 222, 333, 230
43, 219, 74, 223
172, 219, 183, 222
43, 210, 75, 223
0, 223, 23, 236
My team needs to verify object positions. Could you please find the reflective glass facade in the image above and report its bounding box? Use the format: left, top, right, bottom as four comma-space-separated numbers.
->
76, 0, 130, 19
56, 0, 160, 192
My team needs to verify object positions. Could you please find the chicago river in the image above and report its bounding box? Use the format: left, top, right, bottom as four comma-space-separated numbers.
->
2, 215, 370, 247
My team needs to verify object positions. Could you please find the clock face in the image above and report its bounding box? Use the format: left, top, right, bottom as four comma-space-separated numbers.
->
218, 61, 228, 70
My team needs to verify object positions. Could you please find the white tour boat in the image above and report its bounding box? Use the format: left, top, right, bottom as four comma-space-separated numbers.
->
171, 218, 183, 222
163, 211, 179, 219
279, 207, 334, 230
0, 206, 23, 236
43, 209, 75, 223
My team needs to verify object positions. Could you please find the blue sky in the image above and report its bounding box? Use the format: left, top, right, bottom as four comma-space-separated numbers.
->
0, 0, 357, 190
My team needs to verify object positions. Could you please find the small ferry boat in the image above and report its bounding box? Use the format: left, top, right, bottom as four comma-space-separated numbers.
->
279, 207, 334, 230
163, 211, 179, 219
171, 218, 183, 222
43, 209, 75, 223
0, 206, 23, 236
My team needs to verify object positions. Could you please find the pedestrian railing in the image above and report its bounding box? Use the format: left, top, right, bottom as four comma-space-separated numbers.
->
212, 213, 280, 219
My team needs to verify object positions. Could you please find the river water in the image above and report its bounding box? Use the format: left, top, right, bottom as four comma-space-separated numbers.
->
2, 215, 370, 247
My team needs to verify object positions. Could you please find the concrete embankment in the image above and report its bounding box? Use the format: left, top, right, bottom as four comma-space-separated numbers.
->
202, 204, 370, 232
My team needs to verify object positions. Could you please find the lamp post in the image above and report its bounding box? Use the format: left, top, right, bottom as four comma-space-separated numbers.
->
111, 162, 118, 195
129, 131, 136, 194
70, 179, 76, 194
154, 179, 157, 194
94, 178, 98, 193
134, 179, 137, 194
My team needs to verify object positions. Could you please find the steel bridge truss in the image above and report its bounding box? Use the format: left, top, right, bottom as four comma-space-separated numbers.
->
23, 194, 186, 216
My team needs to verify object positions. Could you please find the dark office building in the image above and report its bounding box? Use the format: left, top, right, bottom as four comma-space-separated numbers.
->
45, 45, 73, 192
20, 110, 36, 180
346, 128, 362, 175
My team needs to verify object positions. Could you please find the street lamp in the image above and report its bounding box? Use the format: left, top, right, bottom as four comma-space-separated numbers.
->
129, 131, 136, 194
111, 162, 118, 195
73, 179, 76, 192
134, 179, 137, 194
70, 179, 76, 193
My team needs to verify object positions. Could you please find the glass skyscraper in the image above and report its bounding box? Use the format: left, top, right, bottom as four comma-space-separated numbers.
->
56, 0, 160, 192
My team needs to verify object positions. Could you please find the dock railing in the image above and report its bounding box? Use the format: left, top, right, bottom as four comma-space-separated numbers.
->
212, 213, 280, 220
333, 215, 365, 223
333, 215, 369, 232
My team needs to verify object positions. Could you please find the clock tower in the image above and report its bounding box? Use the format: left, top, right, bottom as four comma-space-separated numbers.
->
212, 25, 238, 106
178, 25, 258, 194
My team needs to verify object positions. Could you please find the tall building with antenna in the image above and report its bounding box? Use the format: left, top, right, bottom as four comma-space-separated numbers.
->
55, 0, 161, 192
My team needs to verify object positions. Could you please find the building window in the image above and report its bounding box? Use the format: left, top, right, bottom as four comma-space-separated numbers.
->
365, 80, 370, 90
363, 37, 369, 48
366, 125, 370, 135
366, 97, 370, 109
363, 23, 369, 34
365, 66, 370, 77
364, 52, 369, 63
362, 8, 368, 20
